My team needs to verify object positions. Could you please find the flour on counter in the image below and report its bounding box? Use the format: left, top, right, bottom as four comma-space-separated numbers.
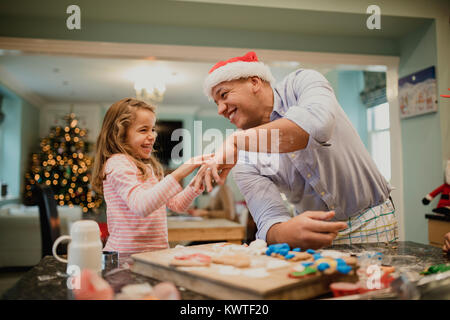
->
217, 265, 241, 276
266, 259, 289, 270
242, 268, 270, 278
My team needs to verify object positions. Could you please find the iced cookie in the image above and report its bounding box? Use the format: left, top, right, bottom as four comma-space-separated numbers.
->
212, 254, 251, 268
343, 256, 358, 267
271, 251, 313, 262
288, 266, 317, 279
313, 258, 336, 275
170, 253, 211, 267
287, 251, 314, 262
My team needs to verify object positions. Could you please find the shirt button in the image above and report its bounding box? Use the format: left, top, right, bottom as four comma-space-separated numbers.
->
290, 154, 295, 159
321, 192, 325, 196
330, 205, 335, 209
307, 174, 311, 178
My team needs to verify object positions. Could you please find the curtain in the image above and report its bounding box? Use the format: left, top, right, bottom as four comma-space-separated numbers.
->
0, 95, 4, 125
360, 71, 387, 108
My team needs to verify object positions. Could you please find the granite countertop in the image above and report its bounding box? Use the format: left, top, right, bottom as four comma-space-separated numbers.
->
2, 241, 449, 300
328, 241, 449, 277
1, 256, 212, 300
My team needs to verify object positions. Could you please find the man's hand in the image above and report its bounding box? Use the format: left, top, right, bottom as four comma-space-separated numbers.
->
204, 135, 238, 192
171, 154, 214, 182
443, 232, 450, 253
266, 211, 348, 249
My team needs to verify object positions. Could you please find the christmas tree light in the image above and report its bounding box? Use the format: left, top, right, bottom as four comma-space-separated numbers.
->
23, 112, 102, 213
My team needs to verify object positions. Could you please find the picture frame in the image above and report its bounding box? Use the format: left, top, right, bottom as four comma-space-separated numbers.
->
398, 66, 438, 119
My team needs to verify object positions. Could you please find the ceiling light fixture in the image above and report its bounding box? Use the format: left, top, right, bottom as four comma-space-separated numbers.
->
134, 79, 166, 104
125, 65, 171, 105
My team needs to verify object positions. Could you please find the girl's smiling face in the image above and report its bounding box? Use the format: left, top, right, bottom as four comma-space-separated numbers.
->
126, 108, 157, 160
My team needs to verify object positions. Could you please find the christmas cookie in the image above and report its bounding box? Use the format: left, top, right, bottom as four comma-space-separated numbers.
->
170, 253, 211, 267
314, 257, 337, 275
287, 251, 314, 262
288, 266, 317, 279
266, 243, 312, 261
343, 256, 358, 267
212, 254, 251, 268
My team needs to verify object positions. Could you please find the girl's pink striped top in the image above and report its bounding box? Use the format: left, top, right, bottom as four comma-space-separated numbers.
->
102, 154, 201, 258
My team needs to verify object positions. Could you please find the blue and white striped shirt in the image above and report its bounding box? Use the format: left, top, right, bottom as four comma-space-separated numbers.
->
232, 69, 392, 241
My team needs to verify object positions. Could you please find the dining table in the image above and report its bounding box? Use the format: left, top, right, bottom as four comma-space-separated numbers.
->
167, 214, 245, 244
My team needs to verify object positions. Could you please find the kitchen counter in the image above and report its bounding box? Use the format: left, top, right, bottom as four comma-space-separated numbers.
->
1, 255, 211, 300
2, 241, 448, 300
331, 240, 448, 269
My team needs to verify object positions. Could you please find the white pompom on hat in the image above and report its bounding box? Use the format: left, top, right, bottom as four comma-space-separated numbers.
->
203, 51, 275, 100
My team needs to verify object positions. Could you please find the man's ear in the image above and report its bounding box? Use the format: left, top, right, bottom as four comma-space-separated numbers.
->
249, 76, 262, 93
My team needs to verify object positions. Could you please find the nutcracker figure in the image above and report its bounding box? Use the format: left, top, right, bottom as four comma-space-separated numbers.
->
422, 160, 450, 215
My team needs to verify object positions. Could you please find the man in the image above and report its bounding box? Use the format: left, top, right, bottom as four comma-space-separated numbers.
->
202, 51, 398, 249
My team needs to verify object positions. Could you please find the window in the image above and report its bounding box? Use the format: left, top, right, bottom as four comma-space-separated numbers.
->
367, 102, 391, 181
0, 95, 4, 189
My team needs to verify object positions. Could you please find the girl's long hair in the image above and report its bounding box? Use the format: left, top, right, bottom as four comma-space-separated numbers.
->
92, 98, 164, 194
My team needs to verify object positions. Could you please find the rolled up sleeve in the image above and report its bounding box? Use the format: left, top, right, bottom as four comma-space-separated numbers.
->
232, 162, 291, 241
105, 155, 182, 218
284, 69, 337, 144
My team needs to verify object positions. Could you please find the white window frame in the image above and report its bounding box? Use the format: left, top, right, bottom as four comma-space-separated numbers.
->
367, 102, 391, 182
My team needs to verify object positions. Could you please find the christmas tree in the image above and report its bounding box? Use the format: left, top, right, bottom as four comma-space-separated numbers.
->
23, 112, 102, 213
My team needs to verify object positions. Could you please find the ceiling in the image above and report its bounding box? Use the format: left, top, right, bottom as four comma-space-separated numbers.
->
0, 0, 431, 39
0, 0, 433, 107
1, 0, 423, 108
0, 53, 341, 108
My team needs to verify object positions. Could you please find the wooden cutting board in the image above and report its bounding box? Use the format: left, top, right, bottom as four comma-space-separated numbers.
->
131, 243, 357, 300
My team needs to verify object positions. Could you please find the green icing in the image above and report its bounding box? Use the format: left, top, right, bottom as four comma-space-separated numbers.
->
421, 264, 450, 275
292, 267, 317, 277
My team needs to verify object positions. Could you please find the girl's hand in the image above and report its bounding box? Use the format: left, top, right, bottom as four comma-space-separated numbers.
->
171, 154, 214, 182
188, 165, 208, 193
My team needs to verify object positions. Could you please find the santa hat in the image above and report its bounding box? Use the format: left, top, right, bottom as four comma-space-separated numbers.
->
203, 51, 275, 100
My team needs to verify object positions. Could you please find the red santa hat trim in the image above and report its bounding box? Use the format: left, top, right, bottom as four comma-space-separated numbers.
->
203, 51, 275, 100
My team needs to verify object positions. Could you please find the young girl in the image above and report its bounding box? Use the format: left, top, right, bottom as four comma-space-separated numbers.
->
92, 98, 209, 261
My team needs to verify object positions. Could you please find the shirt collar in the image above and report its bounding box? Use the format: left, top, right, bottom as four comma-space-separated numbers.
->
270, 86, 283, 121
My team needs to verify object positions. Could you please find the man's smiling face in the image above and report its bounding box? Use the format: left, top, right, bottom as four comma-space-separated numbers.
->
212, 78, 268, 130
